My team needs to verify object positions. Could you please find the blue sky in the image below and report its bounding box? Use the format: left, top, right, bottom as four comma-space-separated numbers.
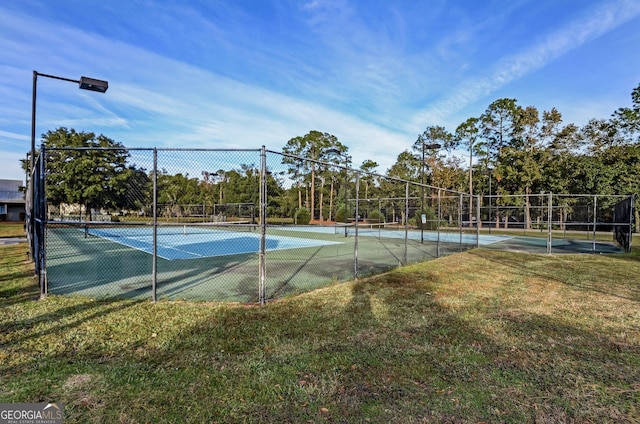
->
1, 0, 639, 181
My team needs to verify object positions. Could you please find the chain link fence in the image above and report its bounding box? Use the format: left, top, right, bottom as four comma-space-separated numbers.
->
29, 145, 481, 303
27, 146, 633, 303
479, 193, 634, 253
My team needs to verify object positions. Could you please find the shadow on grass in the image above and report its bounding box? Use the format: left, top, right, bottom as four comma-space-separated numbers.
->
0, 246, 38, 305
4, 244, 639, 422
0, 298, 144, 362
0, 284, 40, 307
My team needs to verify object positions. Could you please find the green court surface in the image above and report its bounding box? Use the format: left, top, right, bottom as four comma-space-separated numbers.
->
483, 234, 624, 254
44, 224, 624, 302
45, 225, 476, 302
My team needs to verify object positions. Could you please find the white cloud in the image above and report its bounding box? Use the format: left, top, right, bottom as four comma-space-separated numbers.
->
411, 0, 640, 128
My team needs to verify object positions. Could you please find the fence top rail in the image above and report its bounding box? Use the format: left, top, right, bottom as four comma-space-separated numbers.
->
267, 149, 473, 198
43, 146, 262, 153
553, 193, 629, 199
483, 193, 629, 199
352, 195, 478, 202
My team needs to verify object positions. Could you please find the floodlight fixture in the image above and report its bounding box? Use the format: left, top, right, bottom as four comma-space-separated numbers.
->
79, 76, 109, 93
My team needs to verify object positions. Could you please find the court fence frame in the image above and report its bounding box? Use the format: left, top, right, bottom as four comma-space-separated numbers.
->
27, 145, 634, 304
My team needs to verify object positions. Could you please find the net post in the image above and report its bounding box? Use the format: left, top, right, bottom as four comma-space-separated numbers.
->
258, 146, 267, 305
152, 148, 158, 303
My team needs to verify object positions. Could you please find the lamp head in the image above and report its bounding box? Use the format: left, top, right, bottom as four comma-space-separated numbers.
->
79, 76, 108, 93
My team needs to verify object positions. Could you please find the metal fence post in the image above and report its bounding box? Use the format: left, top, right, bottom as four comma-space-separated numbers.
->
630, 195, 635, 252
476, 194, 481, 248
458, 194, 463, 251
33, 149, 41, 297
354, 173, 360, 280
404, 182, 409, 265
259, 146, 267, 305
547, 192, 552, 254
437, 190, 441, 258
152, 148, 158, 302
38, 146, 47, 298
592, 195, 597, 254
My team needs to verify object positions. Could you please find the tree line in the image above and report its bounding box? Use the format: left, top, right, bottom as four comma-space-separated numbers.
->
28, 83, 639, 227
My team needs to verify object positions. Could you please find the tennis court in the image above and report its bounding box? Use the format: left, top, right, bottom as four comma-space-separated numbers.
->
30, 147, 632, 304
278, 224, 509, 246
44, 221, 625, 302
45, 222, 478, 302
274, 224, 624, 253
483, 234, 623, 254
85, 224, 342, 260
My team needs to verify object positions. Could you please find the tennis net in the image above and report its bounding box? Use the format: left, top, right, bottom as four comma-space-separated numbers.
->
335, 222, 407, 237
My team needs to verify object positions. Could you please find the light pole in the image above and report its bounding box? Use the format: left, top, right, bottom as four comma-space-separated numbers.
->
420, 143, 441, 243
29, 71, 108, 275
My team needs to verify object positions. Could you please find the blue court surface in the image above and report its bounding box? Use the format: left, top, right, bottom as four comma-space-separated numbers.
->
87, 226, 342, 260
277, 225, 510, 245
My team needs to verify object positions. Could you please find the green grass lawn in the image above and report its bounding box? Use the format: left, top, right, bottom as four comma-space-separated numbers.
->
0, 222, 24, 238
1, 242, 639, 423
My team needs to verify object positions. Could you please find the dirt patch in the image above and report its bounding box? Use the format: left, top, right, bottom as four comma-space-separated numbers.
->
63, 373, 95, 390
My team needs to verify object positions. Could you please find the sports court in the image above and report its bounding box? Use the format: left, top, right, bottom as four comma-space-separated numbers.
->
44, 220, 624, 303
85, 224, 342, 260
278, 224, 509, 245
45, 222, 482, 302
32, 147, 632, 304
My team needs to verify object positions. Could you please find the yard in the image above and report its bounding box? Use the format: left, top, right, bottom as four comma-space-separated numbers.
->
1, 238, 639, 423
